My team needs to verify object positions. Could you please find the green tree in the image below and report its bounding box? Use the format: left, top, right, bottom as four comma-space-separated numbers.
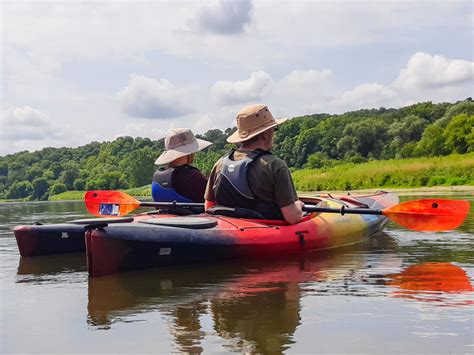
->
121, 147, 156, 187
415, 124, 446, 156
438, 100, 474, 127
49, 183, 67, 196
73, 178, 85, 191
32, 178, 50, 200
443, 113, 474, 154
0, 161, 8, 176
304, 152, 332, 169
6, 181, 33, 199
60, 166, 79, 190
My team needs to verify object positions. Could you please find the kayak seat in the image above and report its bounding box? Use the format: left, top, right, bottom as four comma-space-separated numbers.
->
139, 217, 217, 229
206, 205, 265, 220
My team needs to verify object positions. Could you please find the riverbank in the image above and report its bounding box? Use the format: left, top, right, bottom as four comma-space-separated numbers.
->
293, 153, 473, 191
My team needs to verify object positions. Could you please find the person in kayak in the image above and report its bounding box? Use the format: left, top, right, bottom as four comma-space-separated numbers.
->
204, 104, 304, 224
152, 128, 212, 203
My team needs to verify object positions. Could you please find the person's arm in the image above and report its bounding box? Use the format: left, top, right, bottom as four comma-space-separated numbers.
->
281, 200, 304, 225
205, 199, 216, 210
204, 160, 220, 210
272, 159, 302, 224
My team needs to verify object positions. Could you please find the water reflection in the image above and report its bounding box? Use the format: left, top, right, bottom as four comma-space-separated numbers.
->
17, 254, 86, 276
386, 262, 474, 306
86, 238, 391, 353
16, 253, 87, 285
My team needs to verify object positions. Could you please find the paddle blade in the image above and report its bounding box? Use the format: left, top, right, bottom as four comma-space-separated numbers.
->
85, 190, 141, 217
383, 198, 470, 231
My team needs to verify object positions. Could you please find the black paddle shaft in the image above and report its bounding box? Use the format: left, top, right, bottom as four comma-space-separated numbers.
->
140, 201, 204, 208
302, 205, 383, 216
139, 201, 382, 216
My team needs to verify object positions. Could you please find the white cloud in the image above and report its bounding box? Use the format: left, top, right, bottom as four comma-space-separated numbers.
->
303, 83, 396, 114
393, 52, 474, 90
337, 83, 396, 107
212, 71, 273, 105
0, 106, 77, 154
117, 75, 192, 119
190, 0, 254, 35
0, 107, 66, 141
280, 69, 333, 87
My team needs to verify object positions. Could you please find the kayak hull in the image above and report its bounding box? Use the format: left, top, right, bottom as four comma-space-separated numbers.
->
86, 192, 398, 277
14, 224, 86, 257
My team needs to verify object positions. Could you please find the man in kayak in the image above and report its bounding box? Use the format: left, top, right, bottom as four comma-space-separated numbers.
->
204, 104, 304, 224
152, 128, 212, 203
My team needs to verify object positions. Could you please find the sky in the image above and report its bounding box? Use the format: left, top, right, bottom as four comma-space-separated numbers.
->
1, 0, 473, 155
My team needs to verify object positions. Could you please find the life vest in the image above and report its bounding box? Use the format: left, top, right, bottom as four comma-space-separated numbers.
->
213, 149, 283, 220
151, 166, 194, 203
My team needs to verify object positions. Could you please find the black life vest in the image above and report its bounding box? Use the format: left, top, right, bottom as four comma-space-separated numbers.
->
213, 149, 283, 220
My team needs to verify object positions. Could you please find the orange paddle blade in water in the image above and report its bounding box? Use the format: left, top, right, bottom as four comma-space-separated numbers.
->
85, 190, 141, 217
383, 198, 470, 231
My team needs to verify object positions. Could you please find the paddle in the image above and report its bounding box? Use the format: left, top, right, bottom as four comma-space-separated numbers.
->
84, 190, 470, 231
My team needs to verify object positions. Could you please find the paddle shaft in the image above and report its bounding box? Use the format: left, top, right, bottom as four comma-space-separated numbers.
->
140, 201, 204, 208
303, 205, 382, 215
138, 201, 382, 216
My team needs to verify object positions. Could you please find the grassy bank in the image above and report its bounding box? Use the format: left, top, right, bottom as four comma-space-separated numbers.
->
293, 153, 474, 191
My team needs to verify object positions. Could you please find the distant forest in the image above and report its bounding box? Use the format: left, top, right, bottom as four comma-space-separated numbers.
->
1, 99, 473, 200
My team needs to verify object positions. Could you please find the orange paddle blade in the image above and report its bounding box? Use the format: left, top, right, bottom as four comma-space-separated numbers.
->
84, 190, 141, 217
383, 198, 470, 231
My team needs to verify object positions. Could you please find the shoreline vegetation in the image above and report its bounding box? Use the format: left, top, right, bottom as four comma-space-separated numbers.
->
1, 153, 472, 202
1, 99, 473, 202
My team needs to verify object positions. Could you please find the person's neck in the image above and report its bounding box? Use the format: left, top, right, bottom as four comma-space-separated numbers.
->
240, 142, 269, 152
169, 156, 189, 167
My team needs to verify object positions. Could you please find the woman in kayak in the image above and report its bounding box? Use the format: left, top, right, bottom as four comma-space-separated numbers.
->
205, 104, 304, 224
152, 128, 212, 203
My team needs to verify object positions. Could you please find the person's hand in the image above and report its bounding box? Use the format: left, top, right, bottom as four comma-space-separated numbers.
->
281, 200, 304, 225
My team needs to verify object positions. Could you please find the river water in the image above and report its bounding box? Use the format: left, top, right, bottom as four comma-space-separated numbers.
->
1, 193, 473, 354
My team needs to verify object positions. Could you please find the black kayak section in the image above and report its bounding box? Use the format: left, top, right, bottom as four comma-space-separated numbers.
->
14, 217, 134, 257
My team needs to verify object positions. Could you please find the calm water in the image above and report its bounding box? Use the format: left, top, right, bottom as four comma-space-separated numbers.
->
1, 193, 473, 354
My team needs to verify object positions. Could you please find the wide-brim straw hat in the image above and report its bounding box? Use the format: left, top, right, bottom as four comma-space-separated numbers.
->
154, 128, 212, 165
227, 104, 287, 143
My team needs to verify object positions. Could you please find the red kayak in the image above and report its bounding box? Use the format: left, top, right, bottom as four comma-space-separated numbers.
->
85, 191, 399, 276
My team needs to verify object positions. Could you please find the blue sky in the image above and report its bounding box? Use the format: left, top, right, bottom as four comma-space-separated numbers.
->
1, 0, 473, 155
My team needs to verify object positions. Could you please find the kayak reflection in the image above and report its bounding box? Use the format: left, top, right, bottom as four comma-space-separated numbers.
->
386, 262, 474, 305
87, 244, 372, 353
16, 254, 86, 279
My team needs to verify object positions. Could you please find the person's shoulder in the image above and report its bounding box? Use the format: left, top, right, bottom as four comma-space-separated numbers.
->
184, 165, 206, 177
259, 153, 288, 168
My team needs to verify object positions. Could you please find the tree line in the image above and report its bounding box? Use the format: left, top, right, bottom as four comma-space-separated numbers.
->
1, 99, 472, 200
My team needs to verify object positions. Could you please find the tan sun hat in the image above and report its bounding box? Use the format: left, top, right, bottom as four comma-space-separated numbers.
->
227, 104, 287, 143
154, 128, 212, 165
